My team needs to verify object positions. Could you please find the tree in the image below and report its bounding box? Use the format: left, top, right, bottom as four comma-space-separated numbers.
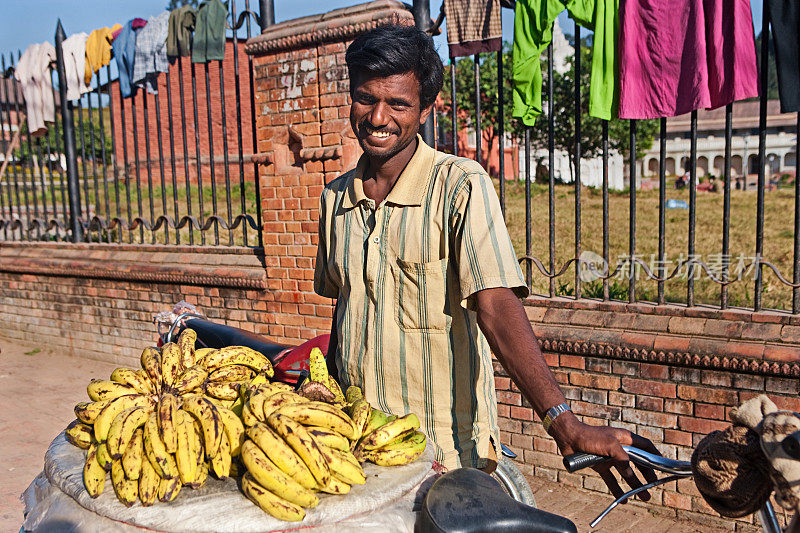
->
440, 40, 658, 184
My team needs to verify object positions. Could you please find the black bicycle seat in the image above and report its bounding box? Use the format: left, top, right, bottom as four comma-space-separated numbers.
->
417, 468, 577, 533
179, 318, 288, 360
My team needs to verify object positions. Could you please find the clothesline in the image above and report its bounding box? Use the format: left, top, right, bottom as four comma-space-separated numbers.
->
11, 0, 229, 138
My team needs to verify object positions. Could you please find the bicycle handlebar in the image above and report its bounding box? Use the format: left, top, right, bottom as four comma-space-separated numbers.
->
563, 446, 693, 476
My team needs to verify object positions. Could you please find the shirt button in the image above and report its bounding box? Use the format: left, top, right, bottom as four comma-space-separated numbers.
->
373, 236, 380, 244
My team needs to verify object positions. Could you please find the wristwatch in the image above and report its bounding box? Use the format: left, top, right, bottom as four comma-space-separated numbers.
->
542, 403, 571, 433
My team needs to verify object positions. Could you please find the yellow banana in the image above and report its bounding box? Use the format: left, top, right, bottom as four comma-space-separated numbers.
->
201, 346, 274, 376
140, 347, 162, 385
157, 476, 182, 502
306, 426, 350, 452
210, 428, 232, 478
247, 423, 317, 489
274, 401, 358, 440
194, 347, 215, 360
94, 394, 152, 442
158, 393, 180, 454
122, 428, 144, 480
319, 444, 365, 485
83, 443, 106, 498
328, 377, 346, 403
217, 407, 245, 456
172, 365, 209, 395
74, 399, 110, 425
308, 347, 329, 384
65, 419, 92, 449
316, 475, 351, 495
261, 391, 308, 419
364, 431, 426, 466
267, 413, 331, 487
345, 385, 363, 404
176, 328, 197, 368
205, 380, 245, 401
107, 406, 150, 459
96, 441, 113, 471
242, 398, 258, 427
160, 342, 183, 387
175, 410, 197, 485
111, 459, 138, 507
138, 456, 159, 506
357, 413, 420, 452
194, 461, 209, 489
181, 396, 223, 459
348, 398, 372, 439
203, 395, 236, 410
364, 408, 394, 436
87, 379, 137, 402
207, 364, 255, 382
241, 440, 318, 507
248, 373, 269, 387
110, 367, 153, 394
144, 411, 178, 478
242, 472, 305, 522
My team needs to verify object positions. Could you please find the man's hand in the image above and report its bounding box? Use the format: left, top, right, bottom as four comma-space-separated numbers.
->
548, 412, 660, 501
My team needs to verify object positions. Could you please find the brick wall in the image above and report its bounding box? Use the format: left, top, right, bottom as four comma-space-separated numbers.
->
498, 297, 800, 530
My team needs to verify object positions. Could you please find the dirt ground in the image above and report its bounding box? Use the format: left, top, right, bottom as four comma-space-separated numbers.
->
1, 334, 738, 532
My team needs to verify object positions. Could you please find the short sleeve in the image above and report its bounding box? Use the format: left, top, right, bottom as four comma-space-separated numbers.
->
313, 190, 339, 300
450, 170, 528, 310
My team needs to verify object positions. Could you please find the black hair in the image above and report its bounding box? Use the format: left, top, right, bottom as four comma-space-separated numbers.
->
345, 24, 444, 109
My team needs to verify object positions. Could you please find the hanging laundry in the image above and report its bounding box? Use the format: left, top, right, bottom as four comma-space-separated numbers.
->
112, 27, 123, 41
132, 11, 170, 94
113, 21, 140, 98
14, 42, 56, 137
132, 18, 148, 30
84, 24, 122, 85
61, 32, 91, 100
444, 0, 503, 57
167, 5, 196, 57
567, 0, 619, 121
192, 0, 228, 63
618, 0, 759, 119
766, 0, 800, 113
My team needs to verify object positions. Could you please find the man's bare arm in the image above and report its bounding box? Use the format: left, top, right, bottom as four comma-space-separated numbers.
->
474, 287, 659, 499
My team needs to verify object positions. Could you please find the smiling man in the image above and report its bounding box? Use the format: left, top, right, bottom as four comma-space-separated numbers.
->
313, 24, 657, 498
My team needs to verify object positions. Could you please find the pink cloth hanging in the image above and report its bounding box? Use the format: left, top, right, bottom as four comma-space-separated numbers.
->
618, 0, 759, 119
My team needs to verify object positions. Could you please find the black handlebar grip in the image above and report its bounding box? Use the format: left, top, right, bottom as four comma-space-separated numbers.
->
563, 453, 609, 473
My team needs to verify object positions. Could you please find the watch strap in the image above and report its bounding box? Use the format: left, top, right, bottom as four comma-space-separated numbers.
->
542, 403, 571, 433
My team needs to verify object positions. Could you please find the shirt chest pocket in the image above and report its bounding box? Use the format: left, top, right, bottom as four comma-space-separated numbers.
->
394, 257, 448, 332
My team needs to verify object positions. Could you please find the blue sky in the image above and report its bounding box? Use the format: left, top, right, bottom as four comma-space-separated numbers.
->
0, 0, 766, 62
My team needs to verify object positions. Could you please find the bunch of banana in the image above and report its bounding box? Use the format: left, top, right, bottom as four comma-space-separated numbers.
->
65, 330, 256, 507
236, 381, 366, 521
344, 386, 427, 467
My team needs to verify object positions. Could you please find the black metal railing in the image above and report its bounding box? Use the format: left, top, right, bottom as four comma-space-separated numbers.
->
438, 2, 800, 313
0, 1, 265, 247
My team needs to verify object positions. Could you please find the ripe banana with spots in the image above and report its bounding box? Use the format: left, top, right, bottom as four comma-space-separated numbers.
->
160, 342, 184, 387
83, 443, 106, 498
267, 412, 331, 487
94, 394, 153, 442
348, 398, 372, 439
201, 346, 274, 376
181, 396, 223, 459
111, 459, 138, 507
306, 426, 350, 452
208, 364, 254, 382
247, 423, 318, 489
145, 411, 179, 479
274, 401, 358, 440
362, 431, 427, 466
176, 328, 197, 368
140, 347, 162, 385
172, 365, 208, 395
87, 379, 137, 402
138, 457, 160, 506
110, 367, 153, 394
319, 445, 365, 485
356, 413, 420, 452
217, 407, 245, 456
65, 419, 92, 449
205, 380, 245, 401
121, 428, 144, 480
241, 440, 319, 508
175, 410, 197, 485
107, 406, 150, 459
242, 472, 306, 522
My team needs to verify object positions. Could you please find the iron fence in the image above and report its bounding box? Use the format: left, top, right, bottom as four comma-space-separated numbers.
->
0, 0, 264, 247
434, 2, 800, 314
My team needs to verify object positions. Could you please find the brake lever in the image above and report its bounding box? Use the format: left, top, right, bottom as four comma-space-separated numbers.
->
590, 474, 684, 528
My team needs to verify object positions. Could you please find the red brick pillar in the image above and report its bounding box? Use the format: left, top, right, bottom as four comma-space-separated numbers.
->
244, 1, 414, 343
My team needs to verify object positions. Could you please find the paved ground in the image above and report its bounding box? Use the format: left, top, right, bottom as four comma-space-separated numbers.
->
0, 334, 735, 532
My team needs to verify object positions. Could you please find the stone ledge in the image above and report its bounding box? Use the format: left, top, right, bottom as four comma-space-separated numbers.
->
245, 0, 413, 55
0, 242, 267, 290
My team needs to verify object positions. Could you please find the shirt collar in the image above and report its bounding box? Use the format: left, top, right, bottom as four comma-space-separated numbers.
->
342, 135, 436, 209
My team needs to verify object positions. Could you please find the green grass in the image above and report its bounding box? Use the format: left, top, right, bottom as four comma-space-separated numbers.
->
500, 179, 799, 311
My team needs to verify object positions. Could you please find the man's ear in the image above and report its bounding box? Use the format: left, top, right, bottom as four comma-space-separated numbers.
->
419, 103, 434, 125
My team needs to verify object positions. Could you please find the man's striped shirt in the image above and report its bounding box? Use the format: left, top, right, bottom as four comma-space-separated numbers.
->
314, 137, 528, 469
